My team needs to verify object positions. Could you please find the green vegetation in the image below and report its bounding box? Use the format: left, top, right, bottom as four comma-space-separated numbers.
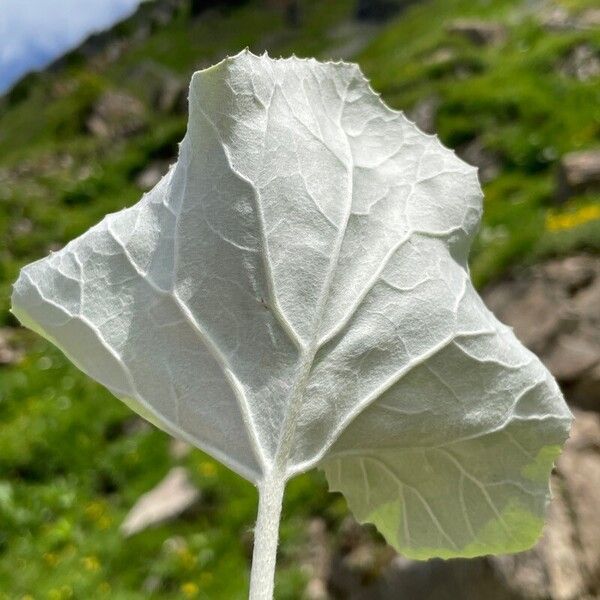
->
0, 0, 598, 596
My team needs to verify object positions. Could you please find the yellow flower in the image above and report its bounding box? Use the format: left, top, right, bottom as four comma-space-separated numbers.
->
47, 589, 72, 600
546, 204, 600, 232
97, 515, 113, 530
99, 582, 111, 595
82, 555, 101, 572
177, 547, 197, 569
199, 461, 217, 477
180, 582, 199, 598
84, 501, 105, 521
43, 552, 59, 566
125, 449, 140, 465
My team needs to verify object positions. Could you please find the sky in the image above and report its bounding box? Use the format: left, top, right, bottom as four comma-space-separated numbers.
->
0, 0, 143, 93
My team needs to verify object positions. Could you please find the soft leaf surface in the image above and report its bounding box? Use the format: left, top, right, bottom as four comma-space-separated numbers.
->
11, 51, 571, 558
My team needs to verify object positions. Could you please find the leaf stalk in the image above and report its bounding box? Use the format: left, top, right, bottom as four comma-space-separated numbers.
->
249, 474, 286, 600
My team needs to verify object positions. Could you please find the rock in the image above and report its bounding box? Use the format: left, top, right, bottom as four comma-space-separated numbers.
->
569, 363, 600, 410
302, 518, 330, 600
539, 6, 600, 31
120, 467, 200, 536
556, 150, 600, 202
0, 328, 23, 366
86, 91, 147, 140
546, 334, 600, 382
483, 255, 600, 409
457, 137, 502, 183
539, 6, 575, 31
426, 47, 456, 67
328, 518, 397, 597
560, 44, 600, 81
484, 278, 563, 354
447, 19, 507, 46
11, 218, 33, 237
169, 437, 192, 460
423, 46, 478, 80
89, 40, 129, 71
555, 411, 600, 588
142, 575, 162, 594
407, 95, 440, 135
305, 578, 328, 600
128, 61, 186, 113
135, 161, 170, 191
578, 8, 600, 29
156, 76, 187, 113
543, 256, 596, 293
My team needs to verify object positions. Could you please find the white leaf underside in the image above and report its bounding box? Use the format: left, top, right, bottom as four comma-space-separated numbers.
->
12, 51, 571, 559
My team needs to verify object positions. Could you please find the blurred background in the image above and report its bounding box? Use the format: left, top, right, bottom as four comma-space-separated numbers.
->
0, 0, 599, 598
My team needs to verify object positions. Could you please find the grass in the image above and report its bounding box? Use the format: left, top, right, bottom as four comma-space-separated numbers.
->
0, 0, 598, 596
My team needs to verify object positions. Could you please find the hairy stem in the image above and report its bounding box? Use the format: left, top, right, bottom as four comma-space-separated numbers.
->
249, 474, 286, 600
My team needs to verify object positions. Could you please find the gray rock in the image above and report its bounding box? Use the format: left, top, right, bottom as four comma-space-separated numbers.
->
407, 95, 440, 135
120, 467, 200, 536
86, 90, 147, 139
556, 411, 600, 590
556, 150, 600, 202
539, 6, 575, 31
484, 277, 564, 354
127, 61, 186, 113
0, 328, 23, 366
546, 334, 600, 381
169, 437, 193, 460
156, 76, 187, 113
560, 44, 600, 81
135, 161, 170, 191
425, 47, 457, 70
302, 518, 330, 600
447, 19, 507, 46
569, 364, 600, 429
578, 8, 600, 29
483, 255, 600, 409
539, 5, 600, 31
457, 137, 502, 183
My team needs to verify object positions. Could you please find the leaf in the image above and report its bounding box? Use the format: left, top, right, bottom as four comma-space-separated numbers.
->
11, 51, 571, 562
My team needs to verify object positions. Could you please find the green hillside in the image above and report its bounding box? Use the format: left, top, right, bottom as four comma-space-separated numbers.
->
0, 0, 598, 597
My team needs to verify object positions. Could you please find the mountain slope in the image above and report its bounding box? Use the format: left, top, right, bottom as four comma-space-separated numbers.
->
0, 0, 598, 597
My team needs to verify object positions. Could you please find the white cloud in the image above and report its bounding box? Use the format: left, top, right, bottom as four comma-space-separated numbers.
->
0, 0, 142, 92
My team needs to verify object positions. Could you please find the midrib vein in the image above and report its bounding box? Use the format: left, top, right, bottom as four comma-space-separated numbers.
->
273, 83, 354, 478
